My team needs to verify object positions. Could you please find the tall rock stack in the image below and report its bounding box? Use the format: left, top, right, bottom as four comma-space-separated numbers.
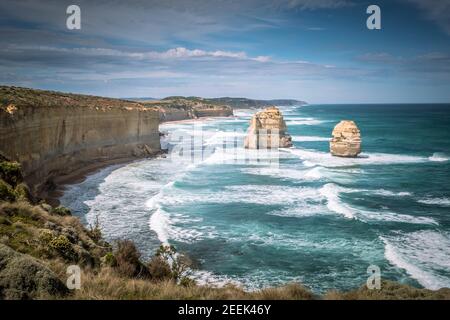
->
244, 106, 292, 149
330, 120, 362, 157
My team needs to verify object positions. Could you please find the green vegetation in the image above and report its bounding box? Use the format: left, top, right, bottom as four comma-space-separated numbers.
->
325, 280, 450, 300
141, 96, 232, 112
0, 161, 22, 186
0, 86, 148, 110
0, 179, 16, 202
51, 206, 72, 216
158, 96, 306, 109
206, 97, 306, 108
0, 158, 449, 300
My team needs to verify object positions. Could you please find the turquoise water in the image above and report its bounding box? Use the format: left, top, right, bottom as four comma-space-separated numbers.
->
61, 104, 450, 293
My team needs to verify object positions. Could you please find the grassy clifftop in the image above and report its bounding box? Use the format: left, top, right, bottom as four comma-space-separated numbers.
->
1, 159, 449, 299
139, 96, 306, 109
207, 97, 307, 108
141, 96, 232, 111
0, 86, 156, 110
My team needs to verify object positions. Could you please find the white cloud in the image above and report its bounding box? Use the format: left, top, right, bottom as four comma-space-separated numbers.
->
6, 45, 271, 63
283, 0, 352, 10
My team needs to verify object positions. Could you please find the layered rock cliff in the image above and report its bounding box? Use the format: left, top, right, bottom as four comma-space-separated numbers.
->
141, 97, 233, 122
0, 86, 161, 196
244, 106, 292, 149
207, 97, 307, 109
330, 120, 362, 157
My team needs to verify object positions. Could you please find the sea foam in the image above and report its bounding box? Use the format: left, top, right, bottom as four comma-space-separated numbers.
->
418, 197, 450, 207
285, 148, 428, 167
319, 183, 437, 225
428, 152, 449, 162
291, 135, 330, 142
381, 231, 450, 290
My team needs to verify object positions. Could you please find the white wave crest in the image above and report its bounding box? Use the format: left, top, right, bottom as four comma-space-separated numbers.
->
204, 147, 290, 165
319, 183, 437, 225
418, 197, 450, 207
381, 231, 450, 290
158, 184, 322, 207
371, 189, 412, 197
242, 166, 324, 181
319, 183, 355, 219
286, 119, 327, 125
285, 148, 428, 167
428, 152, 449, 162
291, 135, 330, 142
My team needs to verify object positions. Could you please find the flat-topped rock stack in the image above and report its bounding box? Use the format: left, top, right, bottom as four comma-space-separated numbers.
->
330, 120, 361, 157
244, 106, 292, 149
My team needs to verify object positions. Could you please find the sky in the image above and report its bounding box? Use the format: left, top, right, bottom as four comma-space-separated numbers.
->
0, 0, 449, 103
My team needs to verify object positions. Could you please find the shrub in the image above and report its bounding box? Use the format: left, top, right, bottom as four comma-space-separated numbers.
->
114, 240, 148, 278
14, 183, 31, 202
0, 179, 16, 202
38, 229, 55, 244
0, 243, 68, 299
179, 276, 196, 287
0, 161, 22, 187
49, 235, 76, 261
51, 206, 71, 216
102, 252, 117, 267
324, 280, 450, 300
147, 256, 172, 281
88, 215, 102, 243
155, 244, 192, 281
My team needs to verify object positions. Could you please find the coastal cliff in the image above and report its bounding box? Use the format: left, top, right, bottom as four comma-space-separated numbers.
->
140, 97, 233, 122
0, 86, 161, 197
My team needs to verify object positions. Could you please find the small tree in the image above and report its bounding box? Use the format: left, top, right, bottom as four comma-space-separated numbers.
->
88, 215, 102, 243
114, 240, 145, 278
155, 244, 193, 283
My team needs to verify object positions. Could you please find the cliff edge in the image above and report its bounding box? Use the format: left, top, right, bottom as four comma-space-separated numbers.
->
0, 86, 161, 198
141, 97, 233, 122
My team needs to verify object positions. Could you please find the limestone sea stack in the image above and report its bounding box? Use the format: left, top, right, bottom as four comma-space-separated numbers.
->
330, 120, 362, 157
244, 106, 293, 149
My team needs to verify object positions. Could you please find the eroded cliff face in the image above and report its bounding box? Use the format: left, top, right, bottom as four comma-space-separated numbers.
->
244, 106, 292, 149
0, 87, 161, 196
330, 120, 361, 157
142, 98, 233, 122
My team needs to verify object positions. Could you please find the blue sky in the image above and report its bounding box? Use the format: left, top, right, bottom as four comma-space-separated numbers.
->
0, 0, 449, 103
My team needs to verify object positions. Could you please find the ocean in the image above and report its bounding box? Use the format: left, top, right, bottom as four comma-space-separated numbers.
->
60, 104, 450, 293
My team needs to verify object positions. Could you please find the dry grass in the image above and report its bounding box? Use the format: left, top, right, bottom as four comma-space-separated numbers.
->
69, 267, 315, 300
0, 86, 153, 111
324, 280, 450, 300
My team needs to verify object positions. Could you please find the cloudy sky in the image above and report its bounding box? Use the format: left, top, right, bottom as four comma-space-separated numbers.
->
0, 0, 449, 103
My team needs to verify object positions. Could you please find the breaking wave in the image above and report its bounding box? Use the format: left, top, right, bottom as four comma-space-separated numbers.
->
381, 231, 450, 290
428, 152, 449, 162
284, 148, 428, 167
319, 183, 437, 225
291, 135, 330, 142
418, 197, 450, 207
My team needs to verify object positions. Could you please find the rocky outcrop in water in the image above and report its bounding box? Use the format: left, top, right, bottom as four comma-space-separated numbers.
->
330, 120, 361, 157
244, 106, 292, 149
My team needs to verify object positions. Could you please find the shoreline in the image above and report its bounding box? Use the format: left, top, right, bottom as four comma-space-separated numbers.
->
51, 114, 236, 206
46, 153, 164, 207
